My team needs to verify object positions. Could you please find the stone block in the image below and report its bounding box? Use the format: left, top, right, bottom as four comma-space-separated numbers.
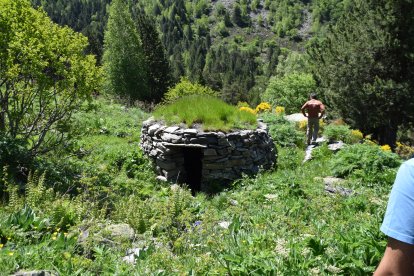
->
156, 159, 176, 170
148, 124, 161, 135
204, 148, 217, 156
164, 126, 181, 133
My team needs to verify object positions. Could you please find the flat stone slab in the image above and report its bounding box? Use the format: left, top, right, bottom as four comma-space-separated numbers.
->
163, 143, 207, 148
285, 113, 306, 122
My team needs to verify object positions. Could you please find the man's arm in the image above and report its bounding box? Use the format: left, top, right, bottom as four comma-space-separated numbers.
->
374, 237, 414, 275
301, 102, 308, 117
318, 103, 325, 119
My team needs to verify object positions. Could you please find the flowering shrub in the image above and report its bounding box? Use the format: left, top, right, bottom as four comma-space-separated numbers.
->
349, 129, 364, 143
275, 106, 285, 115
323, 124, 350, 142
380, 144, 391, 152
255, 102, 271, 113
298, 119, 307, 131
239, 106, 257, 115
396, 142, 414, 159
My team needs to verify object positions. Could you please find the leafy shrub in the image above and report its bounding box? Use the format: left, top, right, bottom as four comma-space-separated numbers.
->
323, 124, 351, 142
0, 135, 31, 183
261, 113, 304, 147
311, 144, 333, 160
123, 149, 153, 179
348, 129, 364, 144
330, 143, 401, 186
262, 73, 316, 114
163, 77, 219, 103
277, 147, 303, 170
154, 95, 257, 131
255, 102, 271, 113
396, 142, 414, 160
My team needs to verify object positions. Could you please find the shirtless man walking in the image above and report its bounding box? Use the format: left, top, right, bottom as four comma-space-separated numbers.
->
301, 93, 325, 145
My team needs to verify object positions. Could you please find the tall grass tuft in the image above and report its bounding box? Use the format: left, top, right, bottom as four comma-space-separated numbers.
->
154, 95, 257, 131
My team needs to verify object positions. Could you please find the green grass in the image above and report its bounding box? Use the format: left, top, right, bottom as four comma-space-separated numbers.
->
153, 95, 257, 131
0, 97, 399, 274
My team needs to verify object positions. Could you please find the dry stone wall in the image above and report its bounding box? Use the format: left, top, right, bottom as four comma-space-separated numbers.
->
140, 118, 277, 190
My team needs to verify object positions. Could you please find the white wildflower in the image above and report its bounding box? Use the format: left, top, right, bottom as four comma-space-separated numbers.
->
326, 246, 336, 255
218, 221, 231, 229
301, 247, 311, 256
326, 265, 342, 274
264, 194, 278, 200
310, 267, 320, 275
274, 238, 289, 258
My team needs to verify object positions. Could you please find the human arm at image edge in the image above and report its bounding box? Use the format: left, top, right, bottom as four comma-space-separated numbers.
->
374, 237, 414, 275
375, 160, 414, 275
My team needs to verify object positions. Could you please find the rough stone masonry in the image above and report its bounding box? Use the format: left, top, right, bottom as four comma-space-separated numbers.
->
140, 118, 277, 191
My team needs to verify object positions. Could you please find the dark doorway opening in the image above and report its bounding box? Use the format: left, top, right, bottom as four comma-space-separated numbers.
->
183, 148, 203, 193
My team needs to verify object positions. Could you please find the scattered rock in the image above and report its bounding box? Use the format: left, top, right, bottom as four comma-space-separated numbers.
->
13, 271, 57, 276
104, 224, 135, 241
156, 176, 167, 182
324, 184, 354, 197
284, 113, 306, 122
328, 141, 345, 152
229, 199, 239, 206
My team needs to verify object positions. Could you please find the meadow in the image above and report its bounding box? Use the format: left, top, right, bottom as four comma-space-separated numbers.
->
0, 97, 405, 275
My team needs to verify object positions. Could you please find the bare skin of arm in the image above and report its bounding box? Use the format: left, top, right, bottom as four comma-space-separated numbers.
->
374, 237, 414, 275
301, 103, 308, 117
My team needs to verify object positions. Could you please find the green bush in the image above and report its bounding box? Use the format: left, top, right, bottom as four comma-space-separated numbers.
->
154, 95, 257, 131
163, 77, 219, 103
323, 124, 351, 142
330, 143, 401, 186
261, 113, 304, 147
261, 73, 316, 114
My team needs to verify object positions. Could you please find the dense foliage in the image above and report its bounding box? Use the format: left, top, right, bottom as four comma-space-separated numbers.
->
0, 0, 100, 157
308, 0, 414, 148
102, 0, 149, 102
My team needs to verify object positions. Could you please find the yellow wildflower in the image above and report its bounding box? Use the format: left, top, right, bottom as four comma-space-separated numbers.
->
0, 244, 3, 248
275, 106, 285, 115
381, 144, 391, 152
351, 129, 363, 140
239, 106, 257, 115
255, 102, 271, 113
8, 252, 14, 256
298, 119, 307, 130
52, 236, 57, 240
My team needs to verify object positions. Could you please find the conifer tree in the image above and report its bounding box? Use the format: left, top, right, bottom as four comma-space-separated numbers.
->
103, 0, 149, 102
308, 0, 414, 148
136, 13, 172, 103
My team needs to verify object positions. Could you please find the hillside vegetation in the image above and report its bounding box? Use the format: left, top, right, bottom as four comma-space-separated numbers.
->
1, 0, 414, 274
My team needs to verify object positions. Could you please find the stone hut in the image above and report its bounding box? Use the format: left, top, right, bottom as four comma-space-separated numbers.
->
140, 118, 277, 192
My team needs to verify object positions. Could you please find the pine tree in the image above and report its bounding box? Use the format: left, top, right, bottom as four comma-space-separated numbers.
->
103, 0, 149, 102
136, 13, 172, 103
308, 0, 414, 148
